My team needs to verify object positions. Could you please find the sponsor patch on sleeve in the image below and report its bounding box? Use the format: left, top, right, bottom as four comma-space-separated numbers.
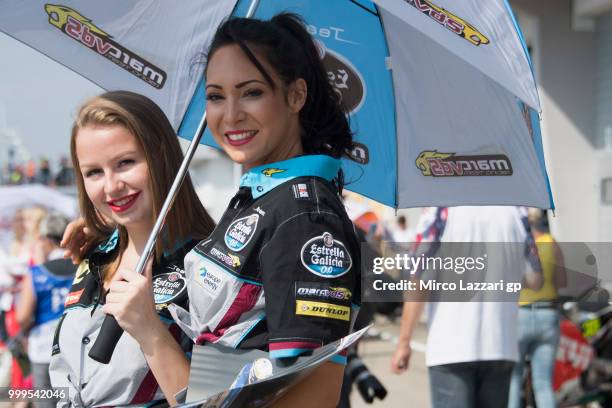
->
224, 214, 259, 252
295, 300, 350, 321
208, 243, 244, 271
292, 183, 310, 199
300, 232, 352, 278
153, 272, 187, 305
295, 282, 352, 303
64, 289, 84, 307
196, 263, 224, 296
72, 261, 90, 285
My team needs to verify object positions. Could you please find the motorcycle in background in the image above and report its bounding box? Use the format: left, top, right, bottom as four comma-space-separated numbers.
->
524, 287, 612, 407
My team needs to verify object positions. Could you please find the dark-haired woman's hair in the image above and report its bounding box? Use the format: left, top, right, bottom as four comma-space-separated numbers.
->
205, 13, 353, 161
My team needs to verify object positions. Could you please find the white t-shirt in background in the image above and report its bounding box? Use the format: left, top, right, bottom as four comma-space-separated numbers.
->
415, 206, 533, 367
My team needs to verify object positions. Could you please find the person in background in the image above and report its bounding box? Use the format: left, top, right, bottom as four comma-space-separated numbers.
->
6, 207, 46, 392
54, 157, 75, 186
10, 207, 46, 262
25, 160, 37, 184
508, 209, 566, 408
16, 213, 76, 408
392, 215, 415, 243
9, 210, 26, 254
0, 210, 30, 389
1, 209, 28, 297
1, 208, 45, 312
391, 206, 543, 408
9, 165, 24, 185
37, 158, 52, 186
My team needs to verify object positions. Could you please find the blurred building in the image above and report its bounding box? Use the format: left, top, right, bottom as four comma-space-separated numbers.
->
512, 0, 612, 242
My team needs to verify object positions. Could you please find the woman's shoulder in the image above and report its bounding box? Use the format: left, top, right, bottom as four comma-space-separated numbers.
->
170, 237, 200, 254
270, 175, 345, 213
159, 238, 199, 267
261, 179, 356, 239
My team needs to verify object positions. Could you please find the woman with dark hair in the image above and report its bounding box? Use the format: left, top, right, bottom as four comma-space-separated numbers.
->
171, 13, 361, 406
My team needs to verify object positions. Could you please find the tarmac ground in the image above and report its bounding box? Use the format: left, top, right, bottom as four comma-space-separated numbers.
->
350, 317, 430, 408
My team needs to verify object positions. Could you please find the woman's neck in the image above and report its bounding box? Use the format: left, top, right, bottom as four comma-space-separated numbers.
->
125, 221, 155, 258
244, 123, 304, 171
103, 222, 155, 287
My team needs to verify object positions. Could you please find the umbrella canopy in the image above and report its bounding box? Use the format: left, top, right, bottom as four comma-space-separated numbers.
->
0, 184, 78, 220
0, 184, 78, 252
0, 0, 553, 209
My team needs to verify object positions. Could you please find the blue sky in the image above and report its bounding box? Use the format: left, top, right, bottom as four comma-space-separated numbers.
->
0, 32, 102, 164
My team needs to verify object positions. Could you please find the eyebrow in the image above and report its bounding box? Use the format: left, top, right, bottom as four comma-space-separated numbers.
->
205, 79, 266, 90
79, 150, 139, 169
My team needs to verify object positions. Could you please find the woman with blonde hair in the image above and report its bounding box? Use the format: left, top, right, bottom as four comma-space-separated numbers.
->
50, 91, 215, 406
61, 13, 362, 406
10, 207, 46, 261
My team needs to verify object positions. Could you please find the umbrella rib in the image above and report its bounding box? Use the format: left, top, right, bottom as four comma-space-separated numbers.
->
347, 0, 379, 16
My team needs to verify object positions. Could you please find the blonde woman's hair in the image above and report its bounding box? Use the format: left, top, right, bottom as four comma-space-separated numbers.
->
71, 91, 215, 280
10, 207, 47, 257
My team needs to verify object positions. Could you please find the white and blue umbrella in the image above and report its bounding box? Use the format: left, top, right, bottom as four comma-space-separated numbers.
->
0, 184, 78, 220
0, 0, 554, 369
0, 0, 553, 210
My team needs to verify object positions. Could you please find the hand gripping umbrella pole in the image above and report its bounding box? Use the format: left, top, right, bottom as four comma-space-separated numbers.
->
88, 0, 261, 365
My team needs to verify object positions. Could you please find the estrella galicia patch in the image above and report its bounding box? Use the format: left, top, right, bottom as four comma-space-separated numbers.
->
300, 232, 352, 278
152, 272, 186, 304
225, 214, 259, 252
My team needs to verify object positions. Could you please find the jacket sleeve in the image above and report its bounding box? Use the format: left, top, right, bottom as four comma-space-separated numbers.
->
259, 211, 359, 364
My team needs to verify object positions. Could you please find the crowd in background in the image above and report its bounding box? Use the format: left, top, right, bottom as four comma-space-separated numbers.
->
0, 201, 574, 407
341, 205, 570, 408
0, 206, 75, 407
1, 156, 75, 186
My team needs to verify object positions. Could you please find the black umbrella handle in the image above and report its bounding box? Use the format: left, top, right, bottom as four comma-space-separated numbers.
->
88, 315, 123, 364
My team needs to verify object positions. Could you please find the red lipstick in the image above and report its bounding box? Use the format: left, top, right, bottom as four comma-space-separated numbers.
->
107, 192, 140, 213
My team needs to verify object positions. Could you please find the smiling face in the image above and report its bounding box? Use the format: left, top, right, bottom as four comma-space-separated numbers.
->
205, 44, 306, 170
75, 124, 153, 232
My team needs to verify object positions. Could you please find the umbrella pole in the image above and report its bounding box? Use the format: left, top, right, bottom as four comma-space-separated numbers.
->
246, 0, 260, 17
89, 0, 262, 365
88, 112, 208, 364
